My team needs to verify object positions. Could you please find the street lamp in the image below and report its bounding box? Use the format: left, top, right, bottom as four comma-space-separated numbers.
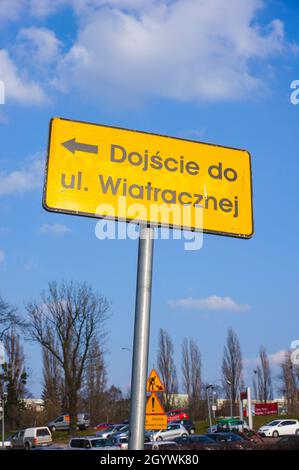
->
205, 385, 213, 428
226, 380, 233, 417
253, 369, 258, 401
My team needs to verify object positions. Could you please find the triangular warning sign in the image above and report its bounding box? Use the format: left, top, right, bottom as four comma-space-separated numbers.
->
146, 369, 165, 392
146, 393, 165, 415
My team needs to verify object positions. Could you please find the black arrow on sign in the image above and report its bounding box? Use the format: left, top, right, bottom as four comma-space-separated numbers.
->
61, 138, 98, 155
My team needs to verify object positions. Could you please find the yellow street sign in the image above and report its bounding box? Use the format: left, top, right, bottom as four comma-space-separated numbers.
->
145, 414, 167, 430
43, 117, 253, 237
146, 369, 165, 393
146, 393, 165, 415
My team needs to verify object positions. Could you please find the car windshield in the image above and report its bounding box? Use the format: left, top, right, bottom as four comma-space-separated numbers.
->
91, 439, 114, 447
228, 434, 244, 441
115, 425, 127, 431
267, 421, 281, 427
101, 426, 115, 432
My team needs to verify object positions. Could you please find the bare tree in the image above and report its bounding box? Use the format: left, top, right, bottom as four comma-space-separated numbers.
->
26, 281, 110, 433
157, 329, 178, 410
0, 327, 28, 428
0, 295, 25, 340
222, 327, 243, 411
42, 333, 64, 420
256, 346, 273, 402
81, 337, 107, 423
279, 352, 299, 414
182, 338, 202, 416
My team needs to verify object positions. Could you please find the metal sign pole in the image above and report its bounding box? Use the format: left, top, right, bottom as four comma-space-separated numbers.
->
247, 387, 253, 430
129, 224, 154, 450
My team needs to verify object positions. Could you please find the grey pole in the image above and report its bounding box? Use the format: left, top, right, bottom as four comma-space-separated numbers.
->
247, 387, 253, 430
211, 389, 215, 420
206, 387, 212, 428
128, 224, 154, 450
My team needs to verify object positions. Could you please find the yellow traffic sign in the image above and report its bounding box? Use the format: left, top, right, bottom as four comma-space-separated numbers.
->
146, 393, 165, 415
146, 368, 165, 392
43, 117, 253, 237
145, 414, 167, 430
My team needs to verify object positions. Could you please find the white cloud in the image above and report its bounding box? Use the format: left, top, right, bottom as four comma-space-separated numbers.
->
269, 350, 288, 365
29, 0, 62, 18
0, 1, 293, 107
18, 27, 62, 65
243, 350, 288, 367
0, 249, 5, 264
168, 295, 251, 313
0, 155, 44, 196
38, 223, 71, 235
0, 49, 47, 104
0, 0, 26, 26
25, 259, 39, 271
54, 0, 289, 104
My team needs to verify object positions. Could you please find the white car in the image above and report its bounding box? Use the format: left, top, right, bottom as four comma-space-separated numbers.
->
152, 423, 188, 441
10, 427, 52, 449
258, 419, 299, 437
0, 440, 12, 449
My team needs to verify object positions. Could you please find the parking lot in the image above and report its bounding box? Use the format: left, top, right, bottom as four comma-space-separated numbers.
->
2, 414, 299, 451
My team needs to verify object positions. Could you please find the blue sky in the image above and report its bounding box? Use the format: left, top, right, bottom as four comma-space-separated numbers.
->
0, 0, 299, 397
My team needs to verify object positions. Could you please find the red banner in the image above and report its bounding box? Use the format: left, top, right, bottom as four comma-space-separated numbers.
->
254, 402, 278, 416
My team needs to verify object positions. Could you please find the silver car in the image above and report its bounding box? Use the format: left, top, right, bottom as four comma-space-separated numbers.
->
95, 424, 128, 438
152, 424, 188, 441
10, 427, 52, 450
48, 413, 90, 431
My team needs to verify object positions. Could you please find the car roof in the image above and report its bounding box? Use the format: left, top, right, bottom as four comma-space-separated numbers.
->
25, 427, 49, 431
277, 419, 298, 422
146, 440, 177, 445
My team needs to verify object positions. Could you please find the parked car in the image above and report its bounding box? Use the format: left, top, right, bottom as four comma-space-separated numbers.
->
10, 427, 52, 450
208, 418, 249, 433
174, 434, 221, 450
110, 425, 129, 438
69, 436, 119, 450
238, 429, 264, 444
172, 419, 195, 434
31, 445, 65, 451
94, 423, 114, 431
144, 440, 178, 450
152, 423, 189, 441
166, 409, 189, 422
112, 435, 129, 450
258, 419, 299, 437
48, 413, 90, 431
95, 424, 128, 438
207, 432, 254, 450
274, 435, 299, 450
0, 439, 12, 449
